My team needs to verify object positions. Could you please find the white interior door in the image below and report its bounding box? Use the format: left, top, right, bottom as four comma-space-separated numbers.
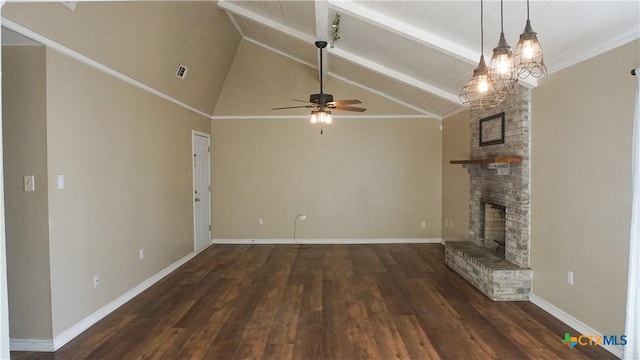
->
192, 132, 211, 251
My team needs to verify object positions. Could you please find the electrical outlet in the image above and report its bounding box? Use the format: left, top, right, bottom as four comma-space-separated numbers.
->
258, 217, 264, 225
299, 215, 306, 221
93, 274, 100, 288
567, 271, 574, 286
420, 220, 426, 228
139, 249, 144, 260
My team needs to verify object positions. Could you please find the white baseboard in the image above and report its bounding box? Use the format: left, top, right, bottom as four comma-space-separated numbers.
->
11, 247, 206, 352
9, 339, 54, 352
529, 293, 624, 358
213, 238, 444, 245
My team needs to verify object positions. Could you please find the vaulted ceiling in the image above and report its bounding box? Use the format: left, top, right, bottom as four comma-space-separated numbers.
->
219, 0, 640, 119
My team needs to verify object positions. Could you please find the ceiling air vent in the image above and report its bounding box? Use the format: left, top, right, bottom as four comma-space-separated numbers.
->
175, 64, 188, 80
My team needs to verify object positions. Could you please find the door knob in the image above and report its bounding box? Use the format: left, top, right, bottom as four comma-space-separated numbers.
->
195, 198, 200, 202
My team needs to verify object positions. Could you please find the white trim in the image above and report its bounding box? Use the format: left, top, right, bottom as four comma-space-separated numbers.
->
0, 7, 10, 359
222, 1, 245, 38
9, 339, 54, 353
39, 248, 206, 351
530, 294, 624, 358
213, 238, 443, 245
211, 114, 436, 120
0, 18, 213, 121
548, 30, 639, 75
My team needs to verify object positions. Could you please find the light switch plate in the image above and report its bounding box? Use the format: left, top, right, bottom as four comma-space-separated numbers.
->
24, 175, 35, 192
57, 175, 65, 190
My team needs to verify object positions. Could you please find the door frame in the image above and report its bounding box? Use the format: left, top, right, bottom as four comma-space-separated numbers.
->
192, 130, 211, 251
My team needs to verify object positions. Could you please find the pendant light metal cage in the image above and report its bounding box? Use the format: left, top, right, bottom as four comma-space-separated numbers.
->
514, 1, 548, 79
459, 0, 504, 110
488, 0, 518, 96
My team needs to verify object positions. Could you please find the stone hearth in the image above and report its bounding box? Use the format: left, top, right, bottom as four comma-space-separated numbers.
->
445, 86, 532, 301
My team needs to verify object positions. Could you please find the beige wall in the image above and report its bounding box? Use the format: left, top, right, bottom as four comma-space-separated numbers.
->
212, 41, 441, 239
2, 46, 53, 340
3, 44, 211, 340
3, 1, 240, 115
44, 47, 210, 336
441, 110, 470, 241
531, 40, 639, 335
3, 2, 220, 340
212, 118, 442, 239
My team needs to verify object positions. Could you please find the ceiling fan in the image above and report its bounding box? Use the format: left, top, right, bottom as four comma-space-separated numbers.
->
272, 41, 366, 124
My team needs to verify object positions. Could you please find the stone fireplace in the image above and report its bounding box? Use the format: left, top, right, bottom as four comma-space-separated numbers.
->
445, 86, 533, 301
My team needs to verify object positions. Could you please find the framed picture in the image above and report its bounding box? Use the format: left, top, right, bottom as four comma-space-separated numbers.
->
479, 112, 505, 146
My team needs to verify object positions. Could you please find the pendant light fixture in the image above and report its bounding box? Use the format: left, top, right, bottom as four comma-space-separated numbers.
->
488, 0, 517, 95
460, 0, 503, 109
514, 0, 547, 78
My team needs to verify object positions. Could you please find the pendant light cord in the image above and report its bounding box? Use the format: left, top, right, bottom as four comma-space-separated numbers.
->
526, 0, 530, 20
500, 0, 504, 33
480, 0, 484, 53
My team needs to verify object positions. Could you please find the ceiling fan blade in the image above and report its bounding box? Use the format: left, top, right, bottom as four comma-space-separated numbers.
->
272, 105, 313, 110
332, 105, 367, 112
291, 98, 312, 104
329, 99, 362, 105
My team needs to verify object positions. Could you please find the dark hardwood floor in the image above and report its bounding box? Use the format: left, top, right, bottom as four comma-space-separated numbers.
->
12, 244, 615, 359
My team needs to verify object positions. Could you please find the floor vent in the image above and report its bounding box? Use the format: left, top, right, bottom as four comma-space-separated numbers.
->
175, 64, 189, 80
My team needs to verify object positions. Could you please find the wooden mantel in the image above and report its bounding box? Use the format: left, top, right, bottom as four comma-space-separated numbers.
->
449, 156, 523, 165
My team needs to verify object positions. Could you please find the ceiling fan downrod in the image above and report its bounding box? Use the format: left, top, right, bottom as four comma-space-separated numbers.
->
315, 41, 328, 94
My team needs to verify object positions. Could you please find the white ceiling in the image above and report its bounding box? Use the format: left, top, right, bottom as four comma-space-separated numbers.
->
219, 0, 640, 119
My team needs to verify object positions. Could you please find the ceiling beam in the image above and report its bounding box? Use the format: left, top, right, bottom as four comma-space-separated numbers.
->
218, 0, 463, 109
314, 0, 329, 87
328, 0, 537, 89
218, 0, 315, 44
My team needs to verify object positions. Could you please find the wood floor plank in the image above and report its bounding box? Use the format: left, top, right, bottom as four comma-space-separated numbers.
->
11, 244, 617, 360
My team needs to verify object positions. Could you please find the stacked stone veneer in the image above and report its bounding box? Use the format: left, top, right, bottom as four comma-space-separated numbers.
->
445, 86, 532, 301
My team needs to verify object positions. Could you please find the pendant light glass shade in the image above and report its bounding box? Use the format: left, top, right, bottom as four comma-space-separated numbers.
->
459, 0, 504, 109
514, 0, 547, 78
488, 0, 517, 95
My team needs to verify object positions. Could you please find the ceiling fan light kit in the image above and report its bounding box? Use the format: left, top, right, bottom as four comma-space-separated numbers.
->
310, 110, 332, 124
272, 40, 366, 126
461, 0, 546, 110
